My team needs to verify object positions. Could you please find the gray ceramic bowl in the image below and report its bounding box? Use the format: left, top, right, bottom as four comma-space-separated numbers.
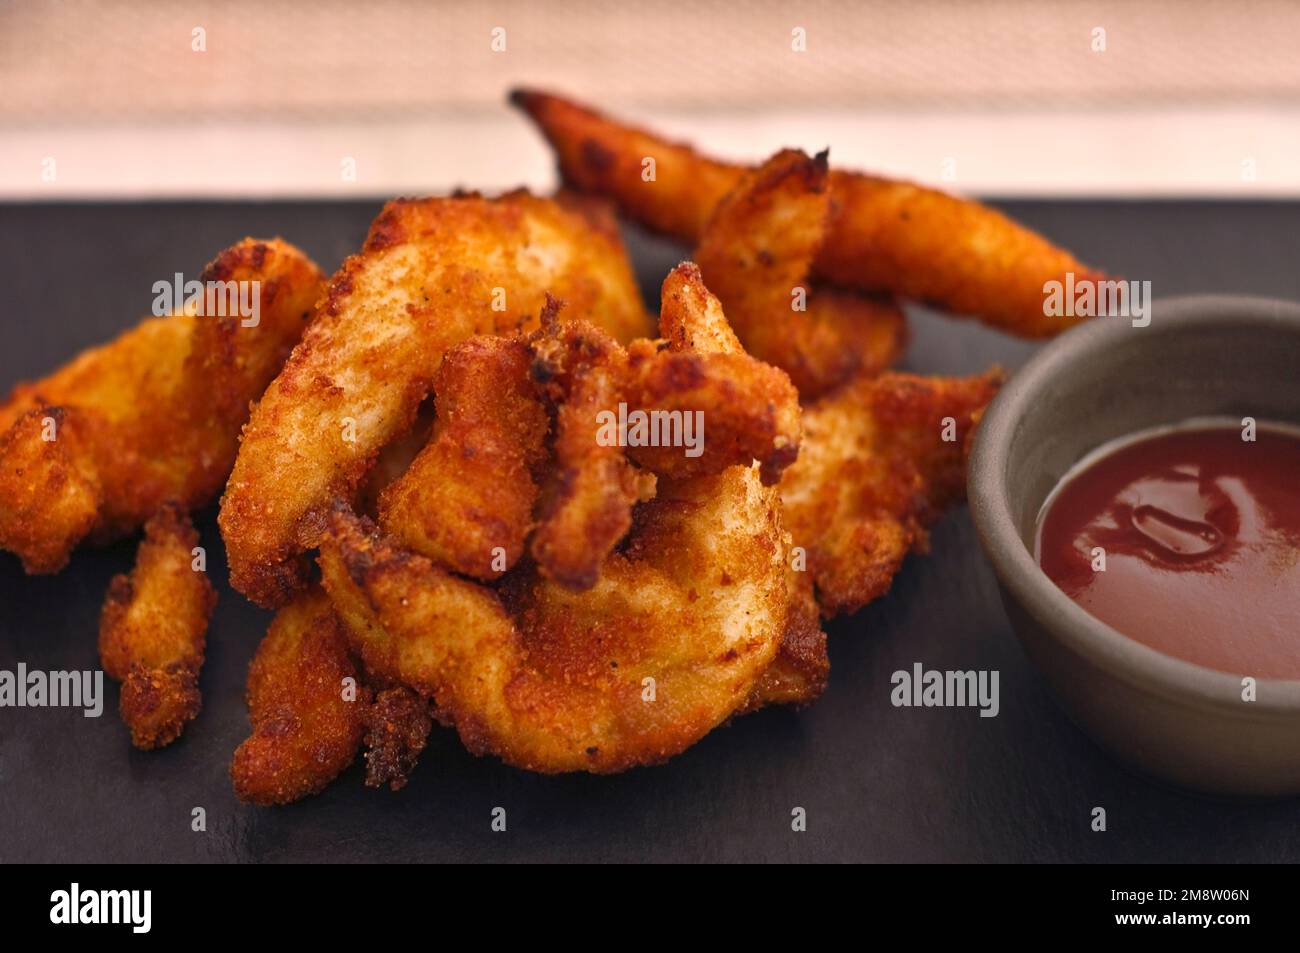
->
968, 295, 1300, 796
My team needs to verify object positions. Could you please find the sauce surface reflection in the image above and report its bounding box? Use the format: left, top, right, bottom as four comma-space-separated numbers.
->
1036, 423, 1300, 678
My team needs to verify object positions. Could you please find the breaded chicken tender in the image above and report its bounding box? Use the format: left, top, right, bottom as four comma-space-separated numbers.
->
779, 369, 1004, 617
694, 148, 907, 398
367, 263, 800, 597
0, 239, 324, 572
379, 335, 551, 580
316, 266, 810, 775
230, 587, 367, 805
321, 467, 789, 774
511, 89, 1107, 338
528, 265, 800, 589
219, 193, 651, 608
98, 502, 216, 749
0, 407, 103, 574
528, 309, 657, 591
620, 341, 802, 484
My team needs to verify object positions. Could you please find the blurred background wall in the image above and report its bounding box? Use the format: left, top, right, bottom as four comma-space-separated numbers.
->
2, 0, 1298, 197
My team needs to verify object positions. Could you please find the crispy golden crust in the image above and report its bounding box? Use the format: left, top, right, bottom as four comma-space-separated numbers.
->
322, 467, 789, 774
623, 343, 802, 485
638, 265, 802, 484
0, 239, 323, 572
98, 502, 216, 749
187, 239, 325, 429
511, 90, 742, 243
779, 369, 1004, 617
318, 505, 505, 696
526, 265, 800, 588
219, 194, 650, 608
528, 313, 655, 590
362, 685, 435, 791
230, 587, 367, 805
0, 408, 102, 573
315, 269, 812, 774
379, 336, 550, 580
0, 316, 191, 436
816, 173, 1107, 338
694, 149, 908, 397
511, 89, 1107, 338
740, 570, 828, 712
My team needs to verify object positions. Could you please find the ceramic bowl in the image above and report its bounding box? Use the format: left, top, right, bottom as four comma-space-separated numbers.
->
968, 295, 1300, 796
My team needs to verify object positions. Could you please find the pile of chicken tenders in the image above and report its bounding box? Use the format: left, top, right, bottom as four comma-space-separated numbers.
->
0, 92, 1103, 803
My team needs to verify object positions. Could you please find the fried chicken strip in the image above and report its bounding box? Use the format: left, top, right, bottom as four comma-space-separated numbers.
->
379, 335, 551, 581
528, 311, 656, 591
528, 264, 800, 588
639, 263, 803, 483
621, 340, 802, 484
511, 89, 1107, 338
98, 502, 216, 749
779, 369, 1004, 617
321, 466, 789, 774
230, 587, 367, 805
693, 148, 907, 397
0, 407, 103, 574
316, 266, 810, 773
219, 193, 650, 608
0, 238, 324, 572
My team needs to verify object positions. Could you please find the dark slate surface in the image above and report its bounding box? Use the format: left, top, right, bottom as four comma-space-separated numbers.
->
1, 199, 1298, 863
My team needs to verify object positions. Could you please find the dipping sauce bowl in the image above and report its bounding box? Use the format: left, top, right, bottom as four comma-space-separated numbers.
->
968, 295, 1300, 796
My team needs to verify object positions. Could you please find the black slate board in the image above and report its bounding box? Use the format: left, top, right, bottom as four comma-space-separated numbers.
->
1, 200, 1299, 863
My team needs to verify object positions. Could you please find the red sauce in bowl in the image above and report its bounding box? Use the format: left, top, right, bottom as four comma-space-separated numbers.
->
1035, 421, 1300, 678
